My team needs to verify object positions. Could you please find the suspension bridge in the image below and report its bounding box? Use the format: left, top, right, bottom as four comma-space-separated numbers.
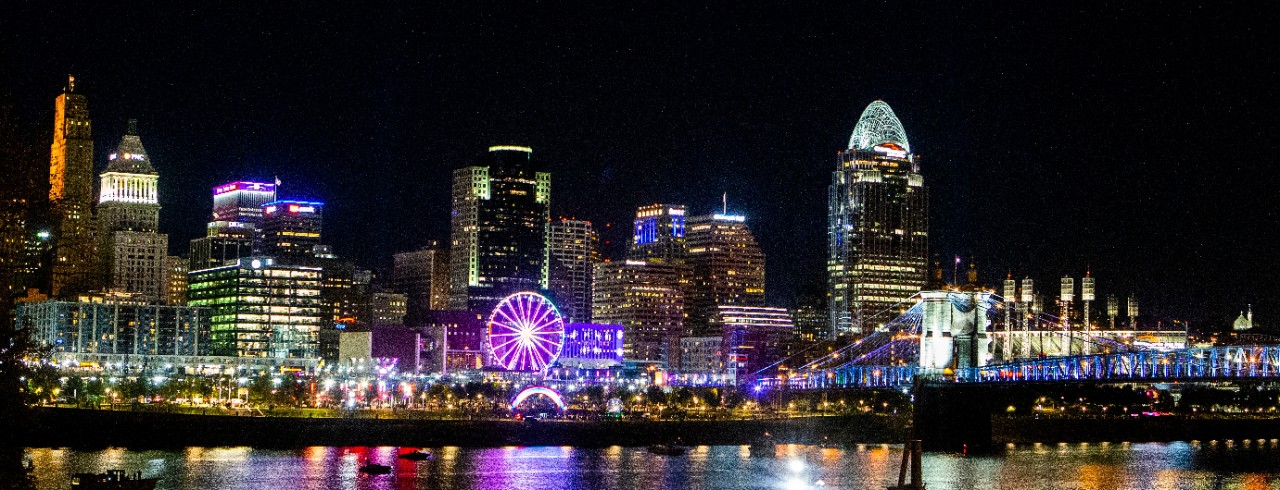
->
756, 291, 1278, 390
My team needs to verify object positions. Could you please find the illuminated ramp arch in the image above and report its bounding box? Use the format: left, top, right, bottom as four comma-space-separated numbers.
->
510, 386, 566, 411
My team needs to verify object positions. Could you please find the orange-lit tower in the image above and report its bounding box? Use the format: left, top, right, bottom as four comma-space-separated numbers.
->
49, 75, 98, 297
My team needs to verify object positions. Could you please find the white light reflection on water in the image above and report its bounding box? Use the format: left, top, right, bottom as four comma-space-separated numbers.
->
22, 442, 1280, 490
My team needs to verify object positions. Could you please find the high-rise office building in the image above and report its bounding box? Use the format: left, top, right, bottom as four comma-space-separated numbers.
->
189, 181, 276, 270
97, 120, 168, 300
213, 181, 277, 223
828, 101, 928, 336
260, 200, 323, 261
188, 257, 324, 359
547, 218, 599, 323
448, 146, 550, 310
393, 242, 449, 324
49, 76, 98, 298
627, 204, 687, 264
684, 213, 765, 335
592, 260, 684, 365
189, 221, 256, 271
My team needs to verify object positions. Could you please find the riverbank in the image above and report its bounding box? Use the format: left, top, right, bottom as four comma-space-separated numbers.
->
993, 415, 1280, 444
20, 408, 909, 448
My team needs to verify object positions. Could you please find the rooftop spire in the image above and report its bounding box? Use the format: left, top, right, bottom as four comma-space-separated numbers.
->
104, 119, 156, 174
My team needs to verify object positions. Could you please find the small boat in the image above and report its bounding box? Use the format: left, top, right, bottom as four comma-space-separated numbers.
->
70, 470, 158, 489
748, 441, 777, 458
818, 436, 842, 450
750, 431, 777, 458
358, 463, 392, 475
647, 443, 689, 456
398, 450, 433, 461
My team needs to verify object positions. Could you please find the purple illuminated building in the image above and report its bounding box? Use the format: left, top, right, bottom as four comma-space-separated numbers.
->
718, 306, 794, 382
416, 310, 488, 372
212, 181, 277, 222
559, 323, 625, 369
370, 325, 421, 373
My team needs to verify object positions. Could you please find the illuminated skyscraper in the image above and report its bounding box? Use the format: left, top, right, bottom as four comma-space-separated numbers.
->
827, 101, 928, 336
97, 119, 168, 300
592, 260, 684, 365
189, 181, 275, 270
626, 204, 687, 264
212, 181, 277, 223
448, 146, 550, 310
260, 200, 324, 261
547, 218, 599, 323
49, 76, 98, 297
684, 213, 765, 335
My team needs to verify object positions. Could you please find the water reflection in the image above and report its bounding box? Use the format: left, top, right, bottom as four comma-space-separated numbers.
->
22, 442, 1280, 490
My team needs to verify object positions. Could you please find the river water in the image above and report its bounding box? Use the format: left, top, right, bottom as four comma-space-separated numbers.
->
25, 441, 1280, 489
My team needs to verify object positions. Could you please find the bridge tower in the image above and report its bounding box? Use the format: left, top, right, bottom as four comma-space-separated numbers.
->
918, 290, 995, 377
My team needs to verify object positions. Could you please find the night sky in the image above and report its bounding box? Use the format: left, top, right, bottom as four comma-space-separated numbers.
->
3, 3, 1277, 327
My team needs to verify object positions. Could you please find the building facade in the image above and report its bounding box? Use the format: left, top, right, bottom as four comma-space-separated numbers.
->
187, 257, 324, 359
684, 213, 765, 335
828, 101, 928, 337
49, 76, 98, 298
546, 218, 599, 323
368, 291, 408, 327
260, 200, 323, 261
559, 322, 624, 369
392, 242, 449, 324
448, 146, 550, 310
17, 294, 210, 358
97, 120, 168, 300
416, 310, 488, 372
592, 260, 685, 365
163, 255, 188, 305
212, 181, 277, 223
717, 305, 795, 382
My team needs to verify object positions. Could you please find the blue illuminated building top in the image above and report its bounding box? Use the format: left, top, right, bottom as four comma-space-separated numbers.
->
635, 217, 657, 245
633, 215, 685, 245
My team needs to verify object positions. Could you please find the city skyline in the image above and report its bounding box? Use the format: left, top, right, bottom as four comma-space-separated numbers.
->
2, 3, 1276, 325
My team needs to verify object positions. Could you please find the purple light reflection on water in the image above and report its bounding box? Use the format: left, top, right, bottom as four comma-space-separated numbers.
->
24, 442, 1280, 489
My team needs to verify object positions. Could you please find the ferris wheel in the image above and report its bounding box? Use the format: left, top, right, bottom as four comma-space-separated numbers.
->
488, 292, 566, 371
